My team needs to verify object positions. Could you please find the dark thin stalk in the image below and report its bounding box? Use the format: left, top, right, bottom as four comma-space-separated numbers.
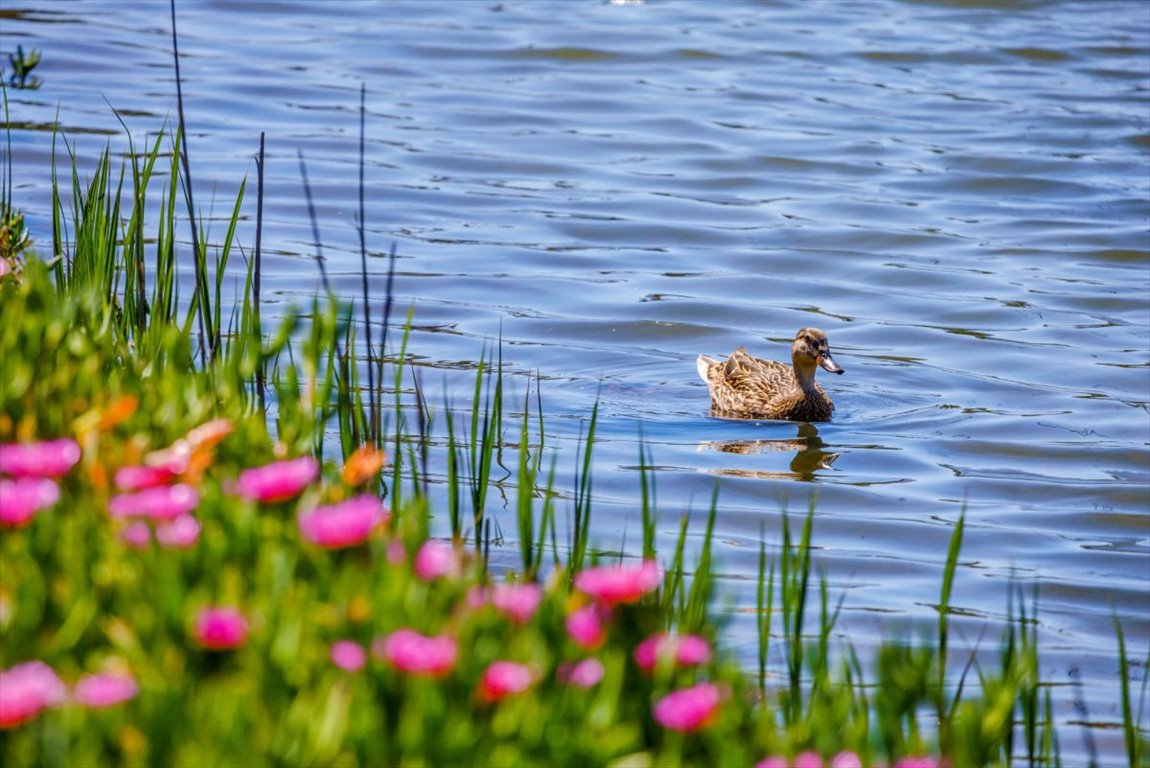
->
254, 131, 266, 411
296, 149, 332, 297
1070, 665, 1099, 768
169, 0, 210, 365
356, 82, 376, 444
412, 365, 429, 499
378, 242, 397, 433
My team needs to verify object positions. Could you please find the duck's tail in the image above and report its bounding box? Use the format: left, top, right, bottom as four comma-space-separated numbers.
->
696, 355, 717, 386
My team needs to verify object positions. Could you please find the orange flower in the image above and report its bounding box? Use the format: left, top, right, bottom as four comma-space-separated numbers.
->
97, 396, 139, 431
143, 419, 233, 482
185, 419, 234, 450
341, 445, 386, 487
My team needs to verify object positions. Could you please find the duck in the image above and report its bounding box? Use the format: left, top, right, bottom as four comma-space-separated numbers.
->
696, 328, 845, 422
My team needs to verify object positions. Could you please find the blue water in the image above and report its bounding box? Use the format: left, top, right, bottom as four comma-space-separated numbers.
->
4, 0, 1148, 760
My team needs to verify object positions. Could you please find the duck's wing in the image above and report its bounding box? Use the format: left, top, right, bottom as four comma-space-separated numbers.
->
721, 347, 791, 393
699, 346, 791, 409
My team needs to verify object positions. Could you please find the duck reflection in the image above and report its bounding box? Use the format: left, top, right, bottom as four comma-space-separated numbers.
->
699, 423, 839, 481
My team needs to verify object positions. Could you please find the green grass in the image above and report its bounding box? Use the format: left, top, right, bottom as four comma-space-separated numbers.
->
1, 107, 1147, 767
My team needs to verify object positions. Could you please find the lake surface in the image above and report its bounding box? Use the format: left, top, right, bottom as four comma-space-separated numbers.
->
4, 0, 1148, 761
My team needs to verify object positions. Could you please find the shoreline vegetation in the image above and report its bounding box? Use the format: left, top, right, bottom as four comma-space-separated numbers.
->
1, 33, 1147, 768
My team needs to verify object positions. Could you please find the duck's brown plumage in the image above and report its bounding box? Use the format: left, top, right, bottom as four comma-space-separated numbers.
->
696, 328, 844, 422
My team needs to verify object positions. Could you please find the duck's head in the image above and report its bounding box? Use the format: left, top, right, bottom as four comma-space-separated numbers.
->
792, 328, 844, 376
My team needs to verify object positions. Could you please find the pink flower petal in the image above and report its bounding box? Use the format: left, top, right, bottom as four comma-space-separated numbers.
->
108, 484, 199, 520
795, 751, 824, 768
0, 477, 60, 527
233, 457, 318, 503
0, 661, 66, 729
466, 585, 491, 609
574, 559, 662, 605
155, 515, 201, 549
756, 759, 789, 768
490, 583, 543, 624
413, 539, 463, 581
375, 629, 457, 677
831, 752, 864, 768
652, 681, 722, 733
193, 607, 249, 650
565, 604, 610, 650
0, 439, 80, 479
557, 658, 604, 688
120, 521, 153, 549
299, 494, 387, 549
330, 640, 367, 672
72, 672, 138, 709
893, 758, 942, 768
478, 661, 534, 702
634, 632, 712, 671
114, 464, 179, 491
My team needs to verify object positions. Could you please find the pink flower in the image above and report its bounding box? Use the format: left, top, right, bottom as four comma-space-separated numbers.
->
108, 484, 199, 520
413, 539, 463, 581
894, 758, 942, 768
123, 517, 201, 550
565, 604, 610, 650
155, 515, 201, 549
233, 457, 318, 503
193, 607, 249, 650
478, 661, 535, 702
386, 538, 407, 565
466, 585, 491, 609
634, 632, 712, 672
72, 672, 138, 709
652, 681, 723, 733
330, 640, 367, 672
757, 756, 833, 768
375, 629, 457, 677
0, 439, 81, 479
831, 752, 864, 768
795, 752, 824, 768
0, 661, 66, 729
0, 477, 59, 527
490, 583, 543, 624
121, 521, 153, 549
557, 658, 604, 688
114, 464, 179, 491
299, 494, 387, 549
756, 759, 788, 768
574, 559, 662, 605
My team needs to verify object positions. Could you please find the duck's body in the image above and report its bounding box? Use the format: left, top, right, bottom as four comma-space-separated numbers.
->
696, 328, 844, 422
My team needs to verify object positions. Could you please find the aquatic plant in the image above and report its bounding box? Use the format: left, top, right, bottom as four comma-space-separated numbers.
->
3, 45, 42, 90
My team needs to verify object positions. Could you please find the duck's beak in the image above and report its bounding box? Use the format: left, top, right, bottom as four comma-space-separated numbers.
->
818, 352, 844, 375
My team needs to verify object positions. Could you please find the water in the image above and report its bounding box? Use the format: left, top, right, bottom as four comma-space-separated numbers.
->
4, 0, 1148, 760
